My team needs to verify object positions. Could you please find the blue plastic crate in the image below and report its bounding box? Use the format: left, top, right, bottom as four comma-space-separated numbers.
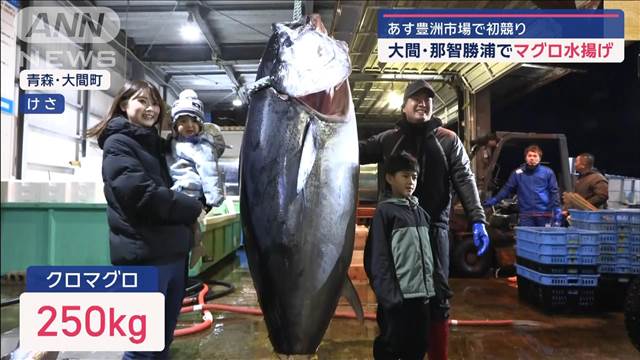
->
516, 226, 598, 245
515, 226, 581, 245
614, 209, 640, 224
517, 276, 597, 313
578, 231, 599, 245
569, 209, 618, 223
571, 219, 617, 232
517, 256, 598, 275
598, 264, 634, 274
600, 244, 630, 255
518, 238, 598, 256
597, 232, 618, 244
599, 254, 632, 265
516, 247, 598, 265
516, 264, 599, 287
617, 223, 640, 234
616, 232, 634, 245
571, 209, 640, 225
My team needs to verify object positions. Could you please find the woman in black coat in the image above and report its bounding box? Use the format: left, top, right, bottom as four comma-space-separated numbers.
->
88, 80, 201, 359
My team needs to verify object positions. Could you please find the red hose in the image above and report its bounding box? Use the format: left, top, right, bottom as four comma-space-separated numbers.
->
449, 319, 514, 326
174, 284, 214, 336
175, 284, 529, 337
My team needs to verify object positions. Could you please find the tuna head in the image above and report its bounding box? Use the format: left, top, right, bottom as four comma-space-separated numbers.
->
259, 14, 351, 98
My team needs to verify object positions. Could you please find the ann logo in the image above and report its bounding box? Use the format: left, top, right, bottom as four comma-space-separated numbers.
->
17, 7, 120, 43
25, 12, 105, 38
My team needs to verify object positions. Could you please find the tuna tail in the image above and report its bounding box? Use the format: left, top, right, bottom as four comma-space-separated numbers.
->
341, 277, 364, 323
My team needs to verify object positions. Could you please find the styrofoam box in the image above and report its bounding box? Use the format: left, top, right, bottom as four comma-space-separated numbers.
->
66, 182, 106, 203
623, 178, 636, 191
609, 190, 622, 203
609, 178, 623, 192
1, 181, 43, 202
40, 182, 67, 202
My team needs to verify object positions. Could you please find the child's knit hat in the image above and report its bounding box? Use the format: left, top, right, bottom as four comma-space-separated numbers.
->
171, 89, 204, 128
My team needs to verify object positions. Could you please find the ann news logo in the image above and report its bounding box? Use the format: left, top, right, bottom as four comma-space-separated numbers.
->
17, 7, 120, 43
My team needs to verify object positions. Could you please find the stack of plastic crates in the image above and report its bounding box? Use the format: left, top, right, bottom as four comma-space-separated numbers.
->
570, 209, 640, 309
570, 209, 640, 275
515, 227, 600, 312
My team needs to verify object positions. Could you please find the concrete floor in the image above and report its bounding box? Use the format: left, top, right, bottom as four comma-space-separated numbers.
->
1, 250, 638, 359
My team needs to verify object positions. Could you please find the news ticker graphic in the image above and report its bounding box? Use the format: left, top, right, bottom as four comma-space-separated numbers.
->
19, 69, 110, 91
20, 266, 164, 351
377, 9, 625, 63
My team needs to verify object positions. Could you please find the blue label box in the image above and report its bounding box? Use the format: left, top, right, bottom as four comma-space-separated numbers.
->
26, 266, 159, 292
19, 94, 65, 114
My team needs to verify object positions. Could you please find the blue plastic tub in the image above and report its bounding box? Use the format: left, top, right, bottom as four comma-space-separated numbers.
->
516, 226, 599, 245
571, 219, 618, 232
518, 238, 598, 256
598, 264, 639, 275
516, 264, 599, 287
569, 209, 618, 223
599, 253, 632, 265
516, 247, 598, 265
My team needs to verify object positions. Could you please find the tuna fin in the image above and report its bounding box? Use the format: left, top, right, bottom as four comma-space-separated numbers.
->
341, 276, 364, 323
296, 121, 317, 194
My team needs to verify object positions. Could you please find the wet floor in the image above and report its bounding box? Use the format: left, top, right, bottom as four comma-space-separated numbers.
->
172, 251, 638, 359
1, 250, 638, 359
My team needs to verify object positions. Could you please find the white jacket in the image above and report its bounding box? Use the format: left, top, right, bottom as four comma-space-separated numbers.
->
166, 124, 226, 207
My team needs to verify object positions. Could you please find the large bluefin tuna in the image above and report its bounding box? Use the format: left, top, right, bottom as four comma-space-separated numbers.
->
240, 15, 360, 355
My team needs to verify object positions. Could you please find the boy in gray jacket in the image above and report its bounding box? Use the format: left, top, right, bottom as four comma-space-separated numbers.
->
364, 151, 436, 360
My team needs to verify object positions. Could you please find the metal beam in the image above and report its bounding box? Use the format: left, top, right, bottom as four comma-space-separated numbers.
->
134, 44, 212, 62
135, 43, 266, 63
354, 82, 373, 112
364, 84, 389, 116
149, 59, 259, 67
166, 70, 226, 76
190, 5, 249, 103
218, 43, 266, 61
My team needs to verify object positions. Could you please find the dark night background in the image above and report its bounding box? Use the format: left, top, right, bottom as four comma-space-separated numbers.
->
492, 42, 640, 178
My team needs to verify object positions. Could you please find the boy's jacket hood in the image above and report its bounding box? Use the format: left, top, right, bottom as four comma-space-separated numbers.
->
380, 196, 420, 207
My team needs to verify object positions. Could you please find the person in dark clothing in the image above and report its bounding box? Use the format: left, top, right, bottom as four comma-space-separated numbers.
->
483, 145, 562, 227
87, 80, 202, 359
574, 153, 609, 208
472, 133, 499, 192
365, 152, 435, 360
360, 80, 490, 360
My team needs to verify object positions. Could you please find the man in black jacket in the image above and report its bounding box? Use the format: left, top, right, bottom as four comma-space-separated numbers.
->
360, 80, 490, 360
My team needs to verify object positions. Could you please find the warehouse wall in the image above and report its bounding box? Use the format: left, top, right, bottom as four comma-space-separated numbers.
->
3, 0, 177, 183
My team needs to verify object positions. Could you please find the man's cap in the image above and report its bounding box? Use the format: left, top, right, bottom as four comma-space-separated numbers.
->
171, 89, 205, 126
403, 80, 435, 105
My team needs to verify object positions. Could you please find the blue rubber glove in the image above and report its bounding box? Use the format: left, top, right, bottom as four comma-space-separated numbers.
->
482, 197, 498, 207
552, 207, 563, 227
472, 222, 490, 256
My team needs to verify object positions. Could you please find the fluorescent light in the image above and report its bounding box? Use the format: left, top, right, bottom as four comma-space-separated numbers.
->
387, 92, 404, 109
232, 98, 242, 107
180, 24, 201, 41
